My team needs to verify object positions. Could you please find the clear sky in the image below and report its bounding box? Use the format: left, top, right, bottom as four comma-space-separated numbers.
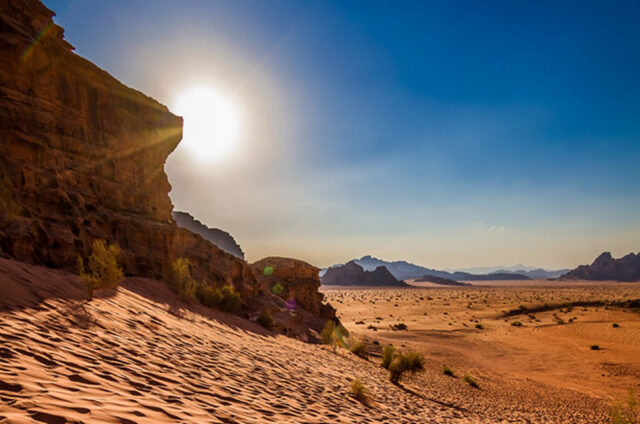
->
44, 0, 640, 270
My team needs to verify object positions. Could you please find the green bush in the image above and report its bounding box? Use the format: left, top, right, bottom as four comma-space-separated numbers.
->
257, 310, 275, 329
381, 345, 396, 370
350, 378, 369, 404
78, 239, 123, 301
463, 373, 479, 388
217, 284, 242, 312
442, 365, 455, 376
169, 258, 198, 302
350, 341, 367, 359
389, 351, 425, 384
321, 320, 336, 345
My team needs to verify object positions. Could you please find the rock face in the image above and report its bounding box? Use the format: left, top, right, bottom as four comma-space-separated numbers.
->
251, 257, 338, 340
252, 257, 336, 318
321, 260, 406, 286
0, 0, 256, 297
172, 211, 244, 259
562, 252, 640, 282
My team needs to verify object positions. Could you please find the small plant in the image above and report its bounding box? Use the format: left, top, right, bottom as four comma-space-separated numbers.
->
389, 351, 425, 384
613, 323, 620, 328
381, 344, 396, 370
217, 284, 242, 312
475, 323, 484, 330
321, 320, 348, 348
463, 373, 479, 388
610, 390, 638, 424
169, 258, 198, 302
350, 378, 369, 404
78, 239, 123, 301
391, 323, 407, 331
511, 321, 523, 327
350, 341, 367, 359
590, 344, 601, 350
257, 310, 275, 329
442, 365, 455, 376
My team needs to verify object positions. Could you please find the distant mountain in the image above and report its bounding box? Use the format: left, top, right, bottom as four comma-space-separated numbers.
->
490, 268, 569, 279
172, 211, 245, 259
344, 255, 531, 281
321, 260, 407, 287
562, 252, 640, 282
414, 275, 471, 286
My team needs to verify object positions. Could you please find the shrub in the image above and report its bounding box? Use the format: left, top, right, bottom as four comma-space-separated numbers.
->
391, 323, 407, 331
610, 390, 638, 424
350, 378, 369, 404
613, 323, 620, 328
257, 310, 275, 329
350, 341, 367, 359
442, 365, 455, 376
78, 239, 123, 301
475, 323, 484, 330
169, 258, 198, 302
381, 345, 396, 370
389, 351, 425, 384
217, 284, 241, 312
590, 344, 600, 350
321, 321, 349, 348
511, 321, 523, 327
463, 373, 479, 388
196, 283, 221, 307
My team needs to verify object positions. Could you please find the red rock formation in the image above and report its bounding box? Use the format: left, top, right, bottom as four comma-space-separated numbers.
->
251, 257, 336, 319
321, 260, 406, 286
0, 0, 257, 297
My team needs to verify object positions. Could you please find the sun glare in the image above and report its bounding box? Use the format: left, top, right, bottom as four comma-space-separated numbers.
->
172, 85, 240, 163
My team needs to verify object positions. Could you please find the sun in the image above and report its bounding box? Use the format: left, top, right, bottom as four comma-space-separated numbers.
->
172, 85, 241, 163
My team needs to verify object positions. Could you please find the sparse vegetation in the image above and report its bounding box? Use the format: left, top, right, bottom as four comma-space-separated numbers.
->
610, 390, 638, 424
257, 310, 275, 329
388, 350, 425, 384
78, 239, 123, 301
350, 341, 367, 359
169, 258, 241, 312
381, 344, 396, 370
511, 321, 522, 327
321, 320, 349, 348
442, 365, 455, 376
169, 258, 198, 301
613, 323, 620, 328
350, 378, 370, 404
463, 373, 479, 388
391, 323, 407, 331
475, 323, 484, 330
590, 344, 600, 350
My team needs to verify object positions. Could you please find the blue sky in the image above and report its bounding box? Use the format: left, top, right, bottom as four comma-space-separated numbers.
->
44, 0, 640, 269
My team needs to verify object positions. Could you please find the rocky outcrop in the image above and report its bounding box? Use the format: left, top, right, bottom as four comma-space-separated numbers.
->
321, 260, 406, 286
250, 257, 337, 340
0, 0, 257, 298
562, 252, 640, 282
252, 257, 336, 318
173, 211, 244, 259
414, 274, 471, 286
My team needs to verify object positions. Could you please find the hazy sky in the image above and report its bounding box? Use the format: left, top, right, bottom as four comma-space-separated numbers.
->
44, 0, 640, 269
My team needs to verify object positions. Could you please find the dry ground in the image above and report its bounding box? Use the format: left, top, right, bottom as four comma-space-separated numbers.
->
1, 257, 638, 423
323, 280, 640, 423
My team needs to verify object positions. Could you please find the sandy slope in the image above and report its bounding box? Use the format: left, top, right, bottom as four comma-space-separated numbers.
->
0, 258, 486, 424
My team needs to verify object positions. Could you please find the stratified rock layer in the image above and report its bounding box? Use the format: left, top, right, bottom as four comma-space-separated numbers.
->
0, 0, 256, 297
562, 252, 640, 282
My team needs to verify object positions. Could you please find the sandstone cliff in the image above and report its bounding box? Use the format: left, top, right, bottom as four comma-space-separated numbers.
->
0, 0, 258, 296
321, 260, 406, 286
172, 211, 244, 259
562, 252, 640, 282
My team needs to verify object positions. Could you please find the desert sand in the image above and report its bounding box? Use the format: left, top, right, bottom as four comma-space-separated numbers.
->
1, 258, 638, 423
324, 280, 640, 423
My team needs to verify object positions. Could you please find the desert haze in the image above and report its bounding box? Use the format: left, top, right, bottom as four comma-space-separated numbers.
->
1, 0, 640, 423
